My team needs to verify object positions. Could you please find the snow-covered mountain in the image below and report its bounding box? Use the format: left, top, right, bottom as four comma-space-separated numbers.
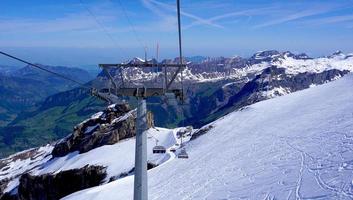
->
92, 50, 353, 128
97, 51, 353, 86
2, 72, 353, 199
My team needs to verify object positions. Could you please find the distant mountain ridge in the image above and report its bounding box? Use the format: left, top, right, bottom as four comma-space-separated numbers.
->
0, 65, 93, 127
11, 64, 92, 86
0, 65, 21, 75
96, 50, 353, 85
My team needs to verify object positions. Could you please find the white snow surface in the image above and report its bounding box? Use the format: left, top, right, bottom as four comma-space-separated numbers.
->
261, 86, 291, 98
111, 109, 135, 124
32, 128, 178, 181
64, 74, 353, 200
0, 144, 53, 192
0, 145, 53, 180
274, 54, 353, 75
90, 111, 104, 119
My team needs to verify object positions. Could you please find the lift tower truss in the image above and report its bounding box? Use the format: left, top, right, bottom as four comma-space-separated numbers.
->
97, 62, 185, 200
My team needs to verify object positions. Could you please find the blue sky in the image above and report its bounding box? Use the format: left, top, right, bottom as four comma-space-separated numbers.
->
1, 0, 353, 66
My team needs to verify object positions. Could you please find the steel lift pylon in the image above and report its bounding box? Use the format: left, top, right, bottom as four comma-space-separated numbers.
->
97, 1, 185, 199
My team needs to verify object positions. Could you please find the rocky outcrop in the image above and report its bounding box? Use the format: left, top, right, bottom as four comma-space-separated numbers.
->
0, 193, 17, 200
52, 104, 154, 157
17, 165, 106, 200
190, 125, 214, 140
0, 178, 10, 198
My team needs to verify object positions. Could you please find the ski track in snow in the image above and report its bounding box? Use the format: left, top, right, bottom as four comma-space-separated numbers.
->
61, 74, 353, 200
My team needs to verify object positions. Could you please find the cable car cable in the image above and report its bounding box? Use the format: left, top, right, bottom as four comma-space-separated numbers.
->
114, 0, 146, 51
0, 51, 90, 89
79, 0, 129, 58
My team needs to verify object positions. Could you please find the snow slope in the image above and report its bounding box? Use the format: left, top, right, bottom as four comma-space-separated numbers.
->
33, 128, 178, 179
64, 74, 353, 200
274, 54, 353, 75
0, 127, 188, 194
238, 52, 353, 79
0, 145, 53, 193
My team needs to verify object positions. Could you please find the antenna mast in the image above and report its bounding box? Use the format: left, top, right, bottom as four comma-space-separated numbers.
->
177, 0, 183, 66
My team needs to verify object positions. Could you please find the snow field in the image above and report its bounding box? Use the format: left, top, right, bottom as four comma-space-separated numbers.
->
64, 74, 353, 200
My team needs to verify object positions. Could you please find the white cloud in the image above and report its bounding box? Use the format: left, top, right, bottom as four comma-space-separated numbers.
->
309, 14, 353, 25
141, 0, 224, 29
0, 14, 111, 34
253, 9, 332, 29
183, 6, 276, 30
0, 1, 119, 34
252, 3, 348, 29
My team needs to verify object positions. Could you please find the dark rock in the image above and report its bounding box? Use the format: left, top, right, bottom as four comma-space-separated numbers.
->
108, 172, 129, 183
247, 50, 280, 65
293, 53, 311, 60
108, 162, 158, 183
282, 51, 312, 60
190, 125, 214, 140
0, 178, 10, 198
147, 162, 158, 170
0, 192, 17, 200
17, 165, 106, 200
332, 50, 343, 56
128, 162, 158, 174
52, 104, 154, 157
